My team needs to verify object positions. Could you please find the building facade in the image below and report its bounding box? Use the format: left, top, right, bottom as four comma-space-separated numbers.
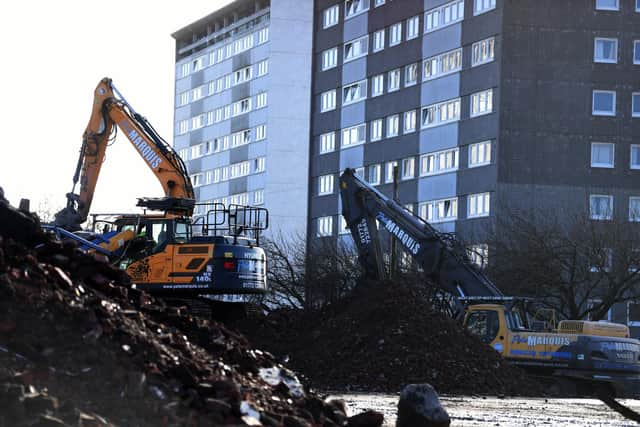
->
309, 0, 640, 249
173, 0, 640, 327
309, 0, 640, 325
172, 0, 314, 237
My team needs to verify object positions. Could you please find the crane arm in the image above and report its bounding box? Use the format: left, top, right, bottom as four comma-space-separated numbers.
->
339, 168, 502, 298
55, 78, 194, 230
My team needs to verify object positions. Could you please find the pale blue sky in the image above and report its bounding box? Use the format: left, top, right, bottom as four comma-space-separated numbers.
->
0, 0, 231, 216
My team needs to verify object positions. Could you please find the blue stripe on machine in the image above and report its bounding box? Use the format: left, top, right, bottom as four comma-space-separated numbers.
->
510, 350, 537, 357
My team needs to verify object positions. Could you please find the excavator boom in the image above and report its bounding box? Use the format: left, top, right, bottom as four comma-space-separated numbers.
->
339, 167, 502, 299
55, 78, 194, 230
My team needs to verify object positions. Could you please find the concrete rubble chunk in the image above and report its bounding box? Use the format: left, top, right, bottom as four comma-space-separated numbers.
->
396, 384, 450, 427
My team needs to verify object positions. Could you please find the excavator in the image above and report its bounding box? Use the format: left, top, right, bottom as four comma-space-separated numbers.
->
339, 168, 640, 404
49, 78, 268, 312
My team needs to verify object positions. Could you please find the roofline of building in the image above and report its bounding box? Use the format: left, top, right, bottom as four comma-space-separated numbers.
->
171, 0, 256, 41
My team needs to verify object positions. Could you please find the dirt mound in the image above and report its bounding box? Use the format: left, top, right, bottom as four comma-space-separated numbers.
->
0, 197, 382, 426
237, 282, 542, 396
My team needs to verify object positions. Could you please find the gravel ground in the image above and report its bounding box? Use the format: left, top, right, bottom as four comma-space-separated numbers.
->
330, 393, 640, 426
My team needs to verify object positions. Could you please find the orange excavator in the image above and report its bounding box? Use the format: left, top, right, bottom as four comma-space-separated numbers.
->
50, 78, 268, 308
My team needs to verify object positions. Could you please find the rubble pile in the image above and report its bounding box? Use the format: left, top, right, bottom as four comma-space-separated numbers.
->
0, 197, 382, 426
239, 282, 542, 396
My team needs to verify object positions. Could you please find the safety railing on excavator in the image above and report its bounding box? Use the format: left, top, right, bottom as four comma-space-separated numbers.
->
191, 202, 269, 245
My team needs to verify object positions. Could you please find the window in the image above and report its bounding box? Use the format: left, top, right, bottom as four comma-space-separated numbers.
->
256, 92, 268, 109
373, 30, 385, 52
468, 192, 491, 218
468, 244, 488, 268
474, 0, 496, 15
595, 0, 619, 10
594, 38, 618, 63
630, 197, 640, 221
253, 190, 264, 206
342, 123, 366, 147
388, 69, 400, 91
368, 164, 381, 185
191, 173, 204, 187
192, 55, 205, 72
322, 47, 338, 70
469, 141, 492, 167
257, 59, 269, 76
421, 98, 461, 128
344, 36, 369, 62
390, 22, 402, 46
317, 216, 333, 237
425, 0, 464, 33
213, 136, 228, 152
178, 120, 189, 135
402, 157, 415, 180
339, 216, 350, 235
255, 124, 267, 141
419, 198, 458, 222
631, 145, 640, 169
404, 110, 417, 133
345, 0, 368, 19
343, 79, 367, 105
258, 27, 269, 44
191, 114, 205, 130
254, 157, 266, 173
589, 249, 613, 273
634, 41, 640, 64
372, 74, 384, 97
592, 90, 616, 116
232, 98, 252, 117
375, 0, 385, 6
590, 195, 613, 220
231, 129, 251, 148
637, 0, 640, 11
321, 89, 337, 112
628, 302, 640, 327
386, 115, 399, 137
407, 16, 420, 40
190, 144, 203, 160
370, 119, 383, 141
471, 89, 494, 117
180, 63, 190, 78
318, 174, 334, 195
472, 37, 495, 66
423, 48, 462, 80
591, 143, 614, 168
234, 66, 253, 85
324, 4, 340, 28
178, 91, 189, 106
385, 161, 398, 183
320, 132, 336, 153
633, 93, 640, 117
420, 148, 459, 175
405, 63, 418, 87
355, 167, 365, 180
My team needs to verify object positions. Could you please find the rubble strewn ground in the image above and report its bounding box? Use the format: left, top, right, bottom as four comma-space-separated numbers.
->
0, 198, 382, 426
236, 283, 542, 396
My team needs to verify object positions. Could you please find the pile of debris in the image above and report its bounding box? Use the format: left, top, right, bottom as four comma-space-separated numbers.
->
0, 194, 382, 426
238, 283, 541, 396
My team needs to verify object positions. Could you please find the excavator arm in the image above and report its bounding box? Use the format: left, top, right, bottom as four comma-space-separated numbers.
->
339, 167, 502, 299
55, 78, 194, 230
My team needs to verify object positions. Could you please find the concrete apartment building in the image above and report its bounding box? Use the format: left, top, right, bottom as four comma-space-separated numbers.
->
172, 0, 313, 237
174, 0, 640, 327
310, 0, 639, 246
309, 0, 640, 323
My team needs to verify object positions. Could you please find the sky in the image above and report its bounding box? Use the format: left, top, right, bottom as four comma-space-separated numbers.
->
0, 0, 232, 217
